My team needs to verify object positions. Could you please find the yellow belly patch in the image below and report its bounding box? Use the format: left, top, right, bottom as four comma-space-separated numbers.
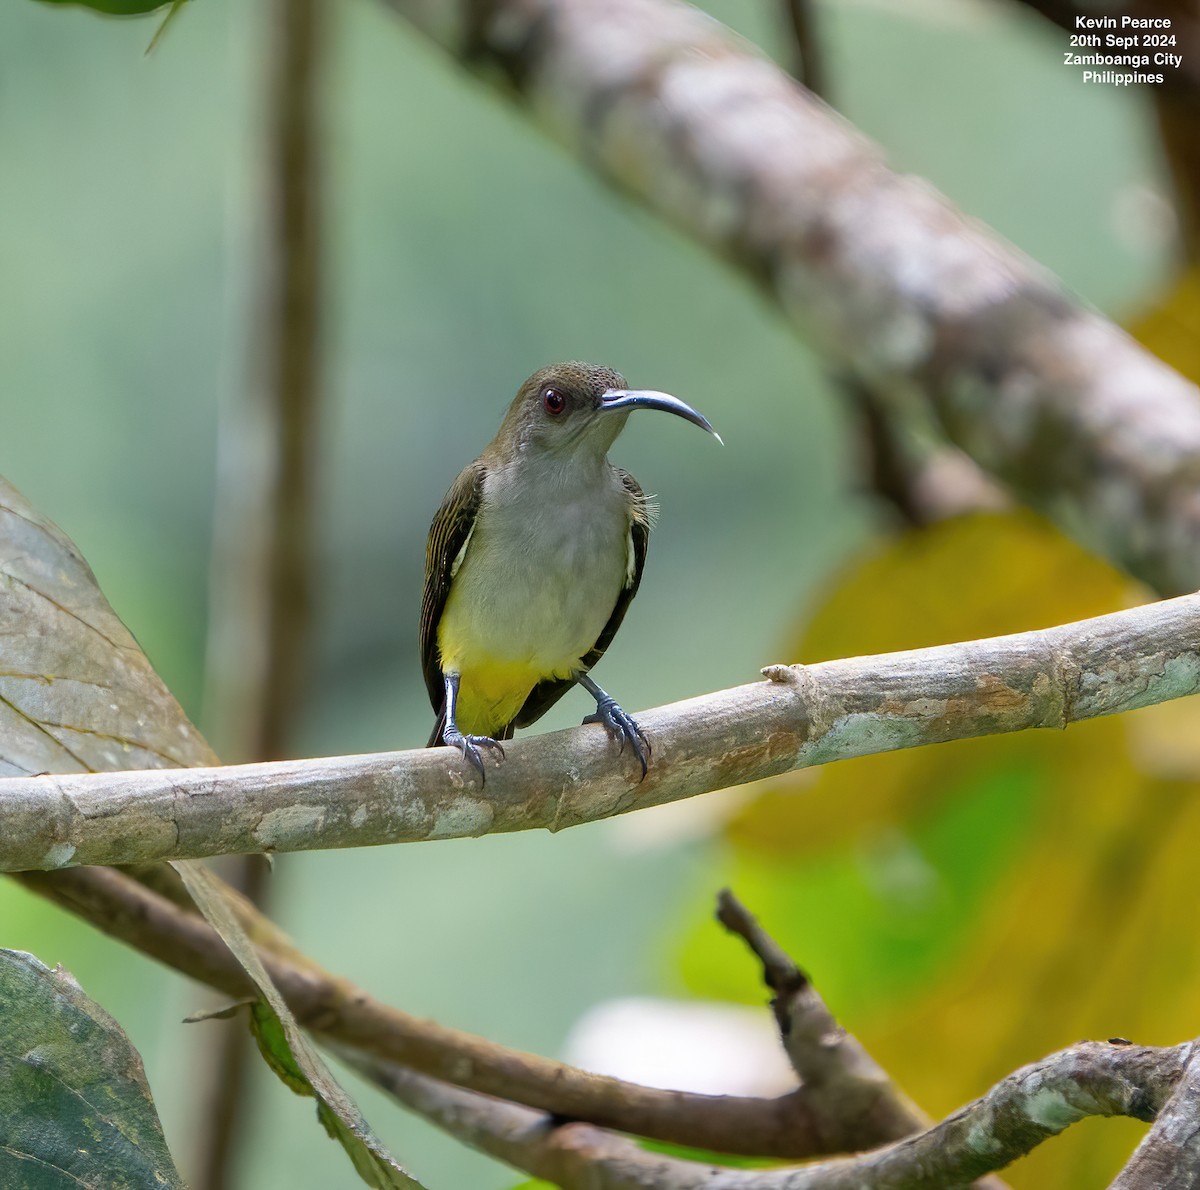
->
439, 613, 561, 736
447, 656, 546, 737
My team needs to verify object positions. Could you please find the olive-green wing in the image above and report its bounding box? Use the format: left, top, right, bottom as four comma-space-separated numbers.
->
420, 461, 485, 713
511, 468, 651, 730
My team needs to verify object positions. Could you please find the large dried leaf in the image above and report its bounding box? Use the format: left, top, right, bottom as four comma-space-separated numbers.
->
726, 511, 1136, 858
0, 477, 216, 777
0, 948, 185, 1190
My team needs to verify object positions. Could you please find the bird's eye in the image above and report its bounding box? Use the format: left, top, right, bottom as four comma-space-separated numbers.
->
542, 387, 566, 415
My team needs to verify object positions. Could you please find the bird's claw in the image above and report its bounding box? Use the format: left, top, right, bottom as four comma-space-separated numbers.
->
584, 697, 650, 781
443, 729, 505, 783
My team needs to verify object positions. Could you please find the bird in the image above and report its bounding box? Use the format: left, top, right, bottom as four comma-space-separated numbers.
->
421, 361, 720, 781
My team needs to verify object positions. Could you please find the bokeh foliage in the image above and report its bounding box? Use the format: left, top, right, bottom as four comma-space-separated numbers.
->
678, 511, 1200, 1186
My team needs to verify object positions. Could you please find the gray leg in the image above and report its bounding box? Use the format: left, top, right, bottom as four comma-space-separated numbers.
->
441, 672, 505, 782
578, 672, 650, 780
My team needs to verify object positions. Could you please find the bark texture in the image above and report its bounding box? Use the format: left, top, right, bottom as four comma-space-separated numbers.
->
4, 592, 1200, 871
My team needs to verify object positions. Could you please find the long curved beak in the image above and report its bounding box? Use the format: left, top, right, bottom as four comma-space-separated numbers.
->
599, 389, 722, 443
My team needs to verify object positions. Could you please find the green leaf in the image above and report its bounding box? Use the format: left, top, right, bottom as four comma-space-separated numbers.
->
34, 0, 176, 14
0, 948, 184, 1189
175, 861, 426, 1190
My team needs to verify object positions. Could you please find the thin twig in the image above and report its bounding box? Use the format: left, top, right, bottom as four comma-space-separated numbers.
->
846, 378, 1009, 527
717, 890, 920, 1122
5, 591, 1200, 870
717, 891, 1008, 1188
764, 1, 1006, 526
203, 0, 325, 765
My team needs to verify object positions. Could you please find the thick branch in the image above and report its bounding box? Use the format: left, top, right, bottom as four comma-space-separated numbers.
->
1110, 1042, 1200, 1188
347, 1039, 1188, 1189
379, 0, 1200, 596
4, 593, 1200, 871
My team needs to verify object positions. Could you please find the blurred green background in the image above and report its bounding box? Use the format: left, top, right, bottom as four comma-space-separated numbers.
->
0, 0, 1174, 1186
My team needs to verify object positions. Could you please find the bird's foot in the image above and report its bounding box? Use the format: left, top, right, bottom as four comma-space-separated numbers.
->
443, 727, 506, 783
584, 696, 650, 781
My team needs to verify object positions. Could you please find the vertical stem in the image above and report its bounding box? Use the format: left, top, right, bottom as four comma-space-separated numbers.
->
195, 0, 328, 1185
204, 0, 326, 765
782, 0, 829, 100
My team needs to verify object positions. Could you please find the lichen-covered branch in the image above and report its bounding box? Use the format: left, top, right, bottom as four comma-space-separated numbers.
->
4, 592, 1200, 871
1109, 1041, 1200, 1188
378, 0, 1200, 596
716, 891, 930, 1147
346, 1039, 1189, 1189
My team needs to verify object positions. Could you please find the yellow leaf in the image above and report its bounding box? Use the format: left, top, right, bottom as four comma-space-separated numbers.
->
1128, 265, 1200, 383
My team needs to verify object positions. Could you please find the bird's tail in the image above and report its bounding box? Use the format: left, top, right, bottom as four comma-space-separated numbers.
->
427, 705, 447, 748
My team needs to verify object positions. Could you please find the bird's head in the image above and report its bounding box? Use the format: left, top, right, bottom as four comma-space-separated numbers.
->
495, 361, 720, 462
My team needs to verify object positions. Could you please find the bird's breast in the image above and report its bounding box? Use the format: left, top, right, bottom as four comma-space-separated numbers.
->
437, 468, 631, 684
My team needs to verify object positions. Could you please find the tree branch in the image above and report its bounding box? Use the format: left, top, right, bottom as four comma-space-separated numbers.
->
25, 863, 1186, 1180
345, 1039, 1189, 1189
4, 592, 1200, 870
376, 0, 1200, 597
715, 890, 932, 1148
846, 377, 1010, 527
781, 0, 828, 100
10, 864, 881, 1159
1110, 1042, 1200, 1188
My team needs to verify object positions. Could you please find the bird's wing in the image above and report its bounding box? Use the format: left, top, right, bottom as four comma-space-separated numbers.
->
420, 460, 485, 713
511, 468, 651, 729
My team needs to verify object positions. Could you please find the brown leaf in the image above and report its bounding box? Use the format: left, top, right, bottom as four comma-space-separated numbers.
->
0, 477, 216, 776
